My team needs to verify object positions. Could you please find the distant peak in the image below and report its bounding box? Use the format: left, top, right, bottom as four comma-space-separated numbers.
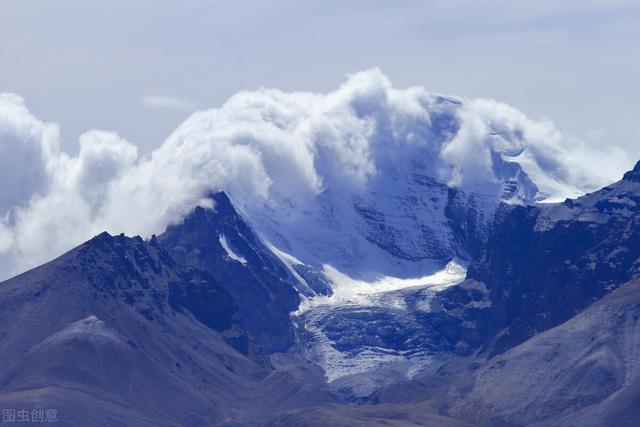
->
83, 231, 115, 248
195, 192, 236, 217
212, 191, 232, 205
623, 160, 640, 182
169, 192, 239, 235
211, 191, 236, 214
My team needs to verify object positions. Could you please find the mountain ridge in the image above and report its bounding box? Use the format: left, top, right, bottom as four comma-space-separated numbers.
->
0, 160, 639, 426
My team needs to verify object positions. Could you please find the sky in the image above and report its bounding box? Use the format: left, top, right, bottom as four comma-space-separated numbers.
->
0, 0, 639, 279
1, 0, 639, 159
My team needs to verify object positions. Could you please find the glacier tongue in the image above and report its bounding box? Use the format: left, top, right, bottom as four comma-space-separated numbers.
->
292, 260, 467, 394
296, 259, 467, 314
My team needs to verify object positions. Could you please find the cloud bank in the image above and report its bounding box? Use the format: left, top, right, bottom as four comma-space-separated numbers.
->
0, 69, 628, 279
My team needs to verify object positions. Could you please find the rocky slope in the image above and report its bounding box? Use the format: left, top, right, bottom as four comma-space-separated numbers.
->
466, 160, 640, 355
0, 232, 267, 426
449, 278, 640, 426
158, 192, 301, 353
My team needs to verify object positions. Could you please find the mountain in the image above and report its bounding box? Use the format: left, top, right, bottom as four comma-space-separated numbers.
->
449, 277, 640, 426
0, 231, 268, 426
245, 161, 508, 395
4, 68, 636, 425
465, 159, 640, 355
0, 193, 477, 426
158, 192, 300, 353
1, 153, 639, 426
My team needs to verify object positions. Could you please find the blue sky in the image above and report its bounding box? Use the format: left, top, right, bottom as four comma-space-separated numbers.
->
1, 0, 639, 159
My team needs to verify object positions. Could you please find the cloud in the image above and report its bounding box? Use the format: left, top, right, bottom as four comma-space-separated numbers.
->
0, 108, 139, 275
143, 95, 195, 112
0, 69, 630, 279
442, 97, 628, 201
0, 93, 61, 213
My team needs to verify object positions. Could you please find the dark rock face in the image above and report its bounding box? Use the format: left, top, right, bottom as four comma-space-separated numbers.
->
445, 187, 489, 261
467, 169, 640, 355
0, 231, 268, 426
158, 192, 300, 353
424, 279, 496, 355
76, 231, 253, 353
352, 174, 492, 266
352, 175, 454, 264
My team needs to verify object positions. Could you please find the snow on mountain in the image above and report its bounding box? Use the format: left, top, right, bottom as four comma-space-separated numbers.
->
219, 234, 248, 265
296, 260, 466, 314
536, 160, 640, 232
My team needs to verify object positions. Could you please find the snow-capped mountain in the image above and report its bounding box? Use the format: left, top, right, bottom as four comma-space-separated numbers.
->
1, 70, 638, 426
225, 126, 573, 392
239, 154, 517, 393
161, 75, 595, 392
1, 160, 639, 426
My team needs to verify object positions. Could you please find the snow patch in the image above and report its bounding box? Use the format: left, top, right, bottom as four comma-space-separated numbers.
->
218, 234, 247, 265
262, 240, 316, 296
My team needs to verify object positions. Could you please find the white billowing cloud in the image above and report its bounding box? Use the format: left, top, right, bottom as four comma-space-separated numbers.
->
443, 98, 628, 201
0, 69, 629, 279
0, 93, 61, 213
143, 95, 195, 112
72, 130, 138, 209
0, 103, 139, 275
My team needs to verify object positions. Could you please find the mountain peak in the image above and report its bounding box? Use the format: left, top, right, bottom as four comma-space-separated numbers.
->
211, 191, 233, 210
80, 231, 145, 259
157, 191, 300, 353
178, 192, 236, 231
623, 160, 640, 182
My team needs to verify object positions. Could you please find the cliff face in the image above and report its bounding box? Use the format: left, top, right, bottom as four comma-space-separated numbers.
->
0, 231, 269, 426
467, 163, 640, 355
158, 192, 300, 353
